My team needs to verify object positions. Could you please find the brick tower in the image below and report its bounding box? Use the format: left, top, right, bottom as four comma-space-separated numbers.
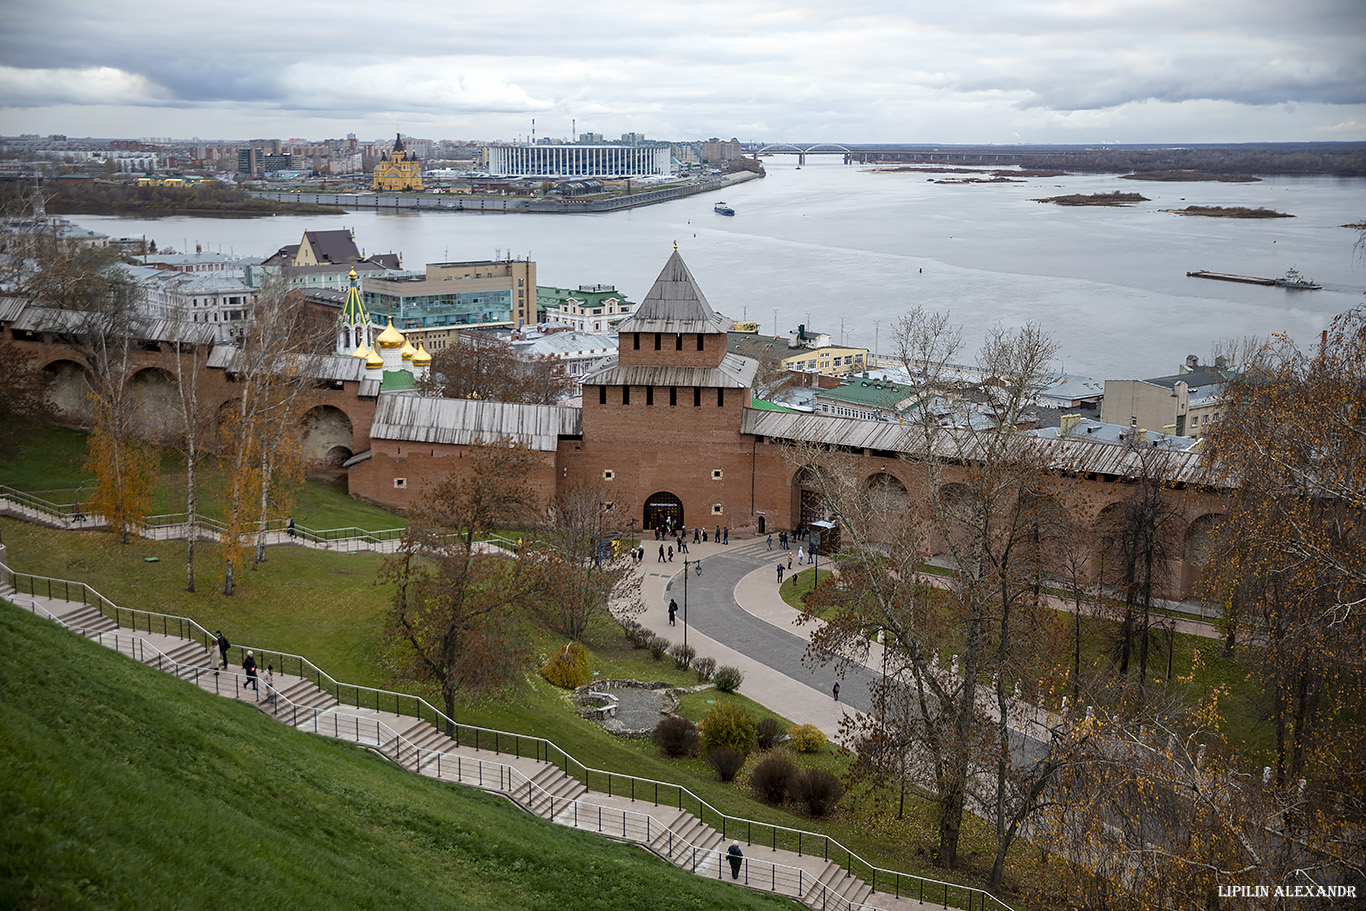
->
578, 249, 758, 534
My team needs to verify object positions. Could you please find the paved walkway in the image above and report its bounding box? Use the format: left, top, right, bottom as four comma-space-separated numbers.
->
1, 569, 983, 911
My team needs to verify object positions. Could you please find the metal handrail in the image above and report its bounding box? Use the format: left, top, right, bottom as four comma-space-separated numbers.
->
0, 596, 905, 911
0, 559, 1012, 911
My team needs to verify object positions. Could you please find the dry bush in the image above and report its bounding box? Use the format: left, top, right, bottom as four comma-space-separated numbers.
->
669, 642, 696, 669
750, 754, 795, 804
713, 665, 744, 692
756, 717, 786, 750
652, 715, 699, 758
790, 768, 844, 816
707, 747, 746, 782
694, 656, 716, 682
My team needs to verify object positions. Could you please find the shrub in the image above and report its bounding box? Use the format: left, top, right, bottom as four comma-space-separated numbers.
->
750, 754, 795, 804
652, 715, 699, 758
756, 716, 786, 750
699, 700, 758, 757
648, 635, 670, 660
669, 642, 696, 669
540, 642, 591, 688
706, 747, 746, 782
713, 665, 744, 693
788, 723, 827, 753
621, 619, 649, 649
790, 768, 844, 817
694, 656, 716, 682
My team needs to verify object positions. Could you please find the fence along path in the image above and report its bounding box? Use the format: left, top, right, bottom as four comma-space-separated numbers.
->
0, 561, 1013, 911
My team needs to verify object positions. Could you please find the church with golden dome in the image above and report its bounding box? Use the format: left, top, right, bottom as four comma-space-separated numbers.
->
372, 132, 423, 192
338, 268, 430, 391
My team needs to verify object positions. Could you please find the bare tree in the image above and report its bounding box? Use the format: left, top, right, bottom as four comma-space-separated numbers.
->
420, 333, 570, 404
380, 439, 541, 727
531, 480, 643, 641
799, 311, 1081, 877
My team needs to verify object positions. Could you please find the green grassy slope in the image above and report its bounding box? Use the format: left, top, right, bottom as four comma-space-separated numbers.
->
0, 604, 794, 911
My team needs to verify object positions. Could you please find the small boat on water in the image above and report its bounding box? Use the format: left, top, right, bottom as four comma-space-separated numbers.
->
1274, 267, 1321, 290
714, 202, 735, 216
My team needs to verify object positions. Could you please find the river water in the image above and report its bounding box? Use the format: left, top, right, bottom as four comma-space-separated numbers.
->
76, 161, 1366, 379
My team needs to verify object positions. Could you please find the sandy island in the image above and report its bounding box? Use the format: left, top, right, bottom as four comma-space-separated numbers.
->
1161, 206, 1292, 218
1035, 191, 1149, 206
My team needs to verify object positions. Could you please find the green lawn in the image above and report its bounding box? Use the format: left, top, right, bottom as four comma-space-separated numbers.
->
0, 420, 404, 533
0, 603, 796, 911
0, 517, 1040, 905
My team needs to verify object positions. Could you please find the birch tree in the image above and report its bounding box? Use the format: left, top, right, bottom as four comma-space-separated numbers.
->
218, 282, 322, 594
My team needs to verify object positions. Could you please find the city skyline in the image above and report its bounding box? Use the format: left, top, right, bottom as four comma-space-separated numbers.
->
1, 0, 1363, 144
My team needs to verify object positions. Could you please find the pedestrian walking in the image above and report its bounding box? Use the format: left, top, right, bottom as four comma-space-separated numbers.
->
667, 545, 674, 562
833, 681, 840, 701
243, 650, 258, 691
777, 563, 784, 583
215, 630, 230, 670
286, 515, 296, 538
727, 842, 744, 880
715, 525, 721, 543
787, 554, 793, 570
693, 526, 700, 543
766, 534, 772, 550
702, 529, 708, 542
680, 538, 688, 554
668, 599, 678, 626
723, 527, 729, 545
265, 665, 276, 706
658, 544, 666, 563
798, 546, 805, 565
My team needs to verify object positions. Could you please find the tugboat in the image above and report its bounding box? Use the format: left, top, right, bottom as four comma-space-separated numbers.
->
1275, 267, 1321, 290
713, 201, 735, 216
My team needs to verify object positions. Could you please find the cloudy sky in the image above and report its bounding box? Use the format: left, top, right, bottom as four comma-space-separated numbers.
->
2, 0, 1363, 144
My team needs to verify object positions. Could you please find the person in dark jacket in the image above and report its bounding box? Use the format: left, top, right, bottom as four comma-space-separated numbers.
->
727, 842, 744, 879
243, 650, 258, 690
215, 630, 230, 669
668, 599, 678, 626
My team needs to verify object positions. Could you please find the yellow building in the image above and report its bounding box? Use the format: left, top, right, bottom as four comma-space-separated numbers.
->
783, 345, 868, 376
372, 132, 423, 192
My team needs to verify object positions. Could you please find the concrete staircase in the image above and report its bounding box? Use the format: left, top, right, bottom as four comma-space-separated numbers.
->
3, 582, 973, 911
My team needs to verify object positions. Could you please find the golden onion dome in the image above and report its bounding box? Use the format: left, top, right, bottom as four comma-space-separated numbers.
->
351, 343, 370, 359
412, 343, 432, 366
375, 319, 405, 349
365, 348, 384, 369
400, 339, 417, 361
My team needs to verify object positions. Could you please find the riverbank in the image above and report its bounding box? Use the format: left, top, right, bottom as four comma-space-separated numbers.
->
251, 170, 762, 215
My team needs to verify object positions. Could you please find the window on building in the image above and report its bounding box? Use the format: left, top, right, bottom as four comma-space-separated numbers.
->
717, 388, 725, 407
603, 470, 614, 480
623, 386, 631, 405
633, 333, 640, 350
669, 386, 677, 406
712, 469, 723, 480
654, 332, 661, 350
696, 334, 704, 351
646, 386, 654, 405
599, 386, 606, 405
693, 386, 701, 407
675, 333, 682, 351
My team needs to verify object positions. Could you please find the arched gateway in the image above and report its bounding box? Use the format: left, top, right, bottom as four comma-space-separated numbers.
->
643, 492, 684, 534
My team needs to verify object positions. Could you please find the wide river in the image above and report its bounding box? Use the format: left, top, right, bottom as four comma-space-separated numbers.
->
77, 160, 1366, 380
